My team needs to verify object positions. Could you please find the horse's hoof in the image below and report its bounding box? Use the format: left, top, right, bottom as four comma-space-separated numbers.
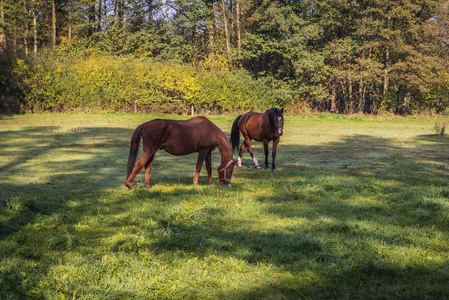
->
126, 182, 134, 189
271, 168, 277, 172
265, 166, 270, 170
255, 165, 261, 169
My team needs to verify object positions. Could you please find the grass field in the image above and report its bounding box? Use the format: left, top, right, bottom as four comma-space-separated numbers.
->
1, 113, 449, 299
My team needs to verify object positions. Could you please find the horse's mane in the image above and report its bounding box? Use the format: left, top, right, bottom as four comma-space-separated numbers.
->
266, 108, 278, 129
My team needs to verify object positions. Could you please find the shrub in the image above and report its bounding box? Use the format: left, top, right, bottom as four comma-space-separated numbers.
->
3, 55, 284, 113
0, 56, 31, 113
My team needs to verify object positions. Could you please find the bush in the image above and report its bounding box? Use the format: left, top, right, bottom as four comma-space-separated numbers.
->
195, 70, 273, 112
2, 55, 284, 113
0, 56, 31, 113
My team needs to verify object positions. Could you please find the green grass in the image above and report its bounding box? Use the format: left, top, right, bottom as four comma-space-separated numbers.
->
1, 113, 449, 299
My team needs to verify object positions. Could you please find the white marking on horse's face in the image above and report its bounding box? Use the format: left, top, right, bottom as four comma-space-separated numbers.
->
278, 117, 282, 121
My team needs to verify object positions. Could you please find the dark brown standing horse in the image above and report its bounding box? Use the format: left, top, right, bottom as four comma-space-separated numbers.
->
230, 108, 284, 171
126, 116, 237, 189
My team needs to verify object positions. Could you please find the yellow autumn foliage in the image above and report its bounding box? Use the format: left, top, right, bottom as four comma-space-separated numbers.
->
14, 55, 274, 113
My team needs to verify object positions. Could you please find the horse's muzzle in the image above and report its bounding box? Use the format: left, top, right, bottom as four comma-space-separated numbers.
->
276, 125, 283, 136
220, 180, 231, 186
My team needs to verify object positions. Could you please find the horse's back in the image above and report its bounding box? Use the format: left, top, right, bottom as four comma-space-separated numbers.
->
185, 116, 212, 125
240, 111, 264, 126
175, 116, 217, 135
150, 117, 220, 155
142, 117, 213, 134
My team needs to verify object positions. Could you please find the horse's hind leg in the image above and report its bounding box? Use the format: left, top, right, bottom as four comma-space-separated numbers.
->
126, 146, 158, 189
243, 136, 260, 169
126, 151, 151, 189
144, 154, 155, 188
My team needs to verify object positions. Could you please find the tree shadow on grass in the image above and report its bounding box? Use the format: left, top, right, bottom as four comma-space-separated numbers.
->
230, 134, 448, 297
0, 126, 127, 235
0, 125, 229, 237
415, 134, 449, 142
140, 133, 449, 298
116, 198, 449, 298
1, 124, 230, 298
1, 125, 449, 298
221, 261, 449, 299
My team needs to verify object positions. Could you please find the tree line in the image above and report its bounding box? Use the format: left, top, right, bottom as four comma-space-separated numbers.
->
0, 0, 448, 114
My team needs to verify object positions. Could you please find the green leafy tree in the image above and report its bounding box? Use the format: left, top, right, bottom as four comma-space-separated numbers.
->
1, 0, 448, 114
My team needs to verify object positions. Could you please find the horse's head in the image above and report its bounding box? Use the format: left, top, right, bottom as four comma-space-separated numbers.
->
268, 108, 284, 136
218, 160, 238, 186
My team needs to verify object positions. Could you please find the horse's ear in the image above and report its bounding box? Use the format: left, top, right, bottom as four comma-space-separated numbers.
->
280, 108, 284, 114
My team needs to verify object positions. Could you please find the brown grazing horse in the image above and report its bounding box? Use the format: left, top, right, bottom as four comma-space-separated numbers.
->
126, 116, 237, 189
230, 108, 284, 171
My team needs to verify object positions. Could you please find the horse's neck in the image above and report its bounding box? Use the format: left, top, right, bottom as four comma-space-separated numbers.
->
262, 113, 271, 130
217, 134, 233, 163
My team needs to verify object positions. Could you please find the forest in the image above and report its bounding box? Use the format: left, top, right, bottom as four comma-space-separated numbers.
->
0, 0, 448, 114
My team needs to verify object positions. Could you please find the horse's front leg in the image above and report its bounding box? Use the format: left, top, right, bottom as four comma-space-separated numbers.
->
237, 141, 246, 168
144, 154, 155, 188
205, 150, 213, 185
263, 139, 269, 170
271, 137, 280, 172
194, 149, 209, 185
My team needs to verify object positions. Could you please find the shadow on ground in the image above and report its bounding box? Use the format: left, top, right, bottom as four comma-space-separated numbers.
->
1, 124, 449, 298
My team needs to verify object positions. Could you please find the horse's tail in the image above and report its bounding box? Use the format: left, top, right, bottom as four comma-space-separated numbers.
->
230, 115, 242, 151
126, 124, 143, 180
